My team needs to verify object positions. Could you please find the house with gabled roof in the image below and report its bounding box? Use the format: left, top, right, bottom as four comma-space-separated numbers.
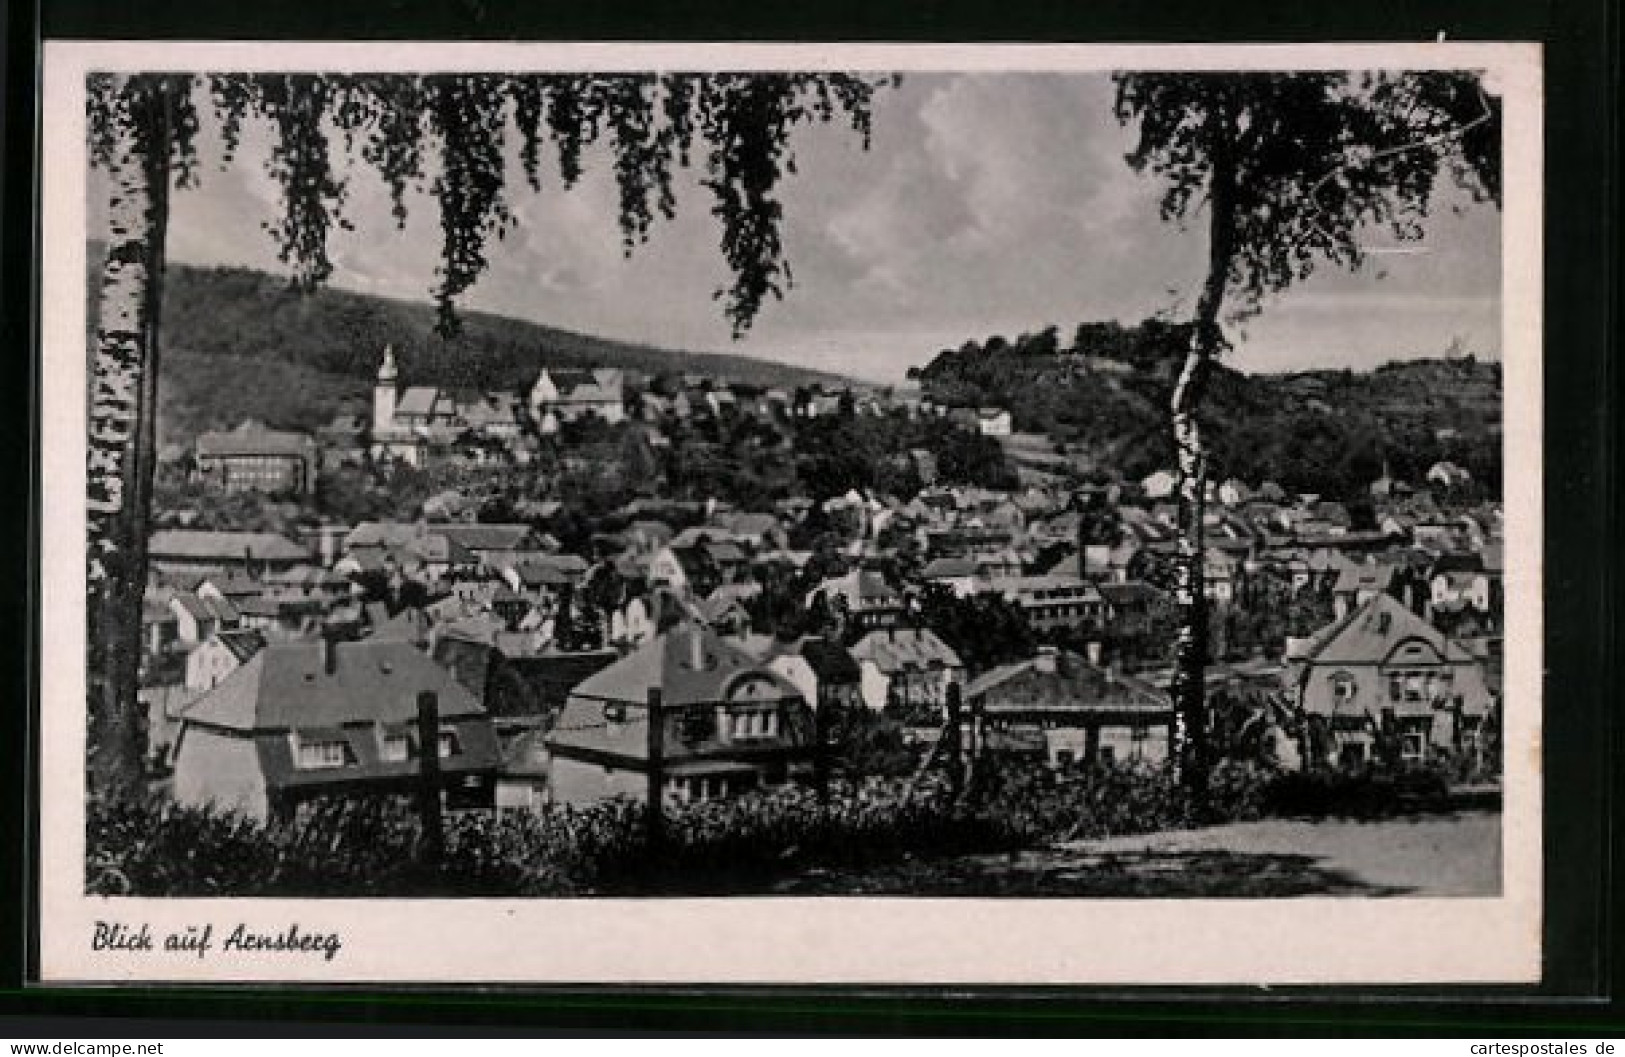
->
172, 639, 501, 821
609, 586, 700, 649
1000, 574, 1107, 635
529, 367, 626, 425
848, 626, 964, 712
1097, 580, 1169, 635
708, 511, 785, 551
195, 420, 318, 496
1426, 460, 1474, 491
451, 390, 523, 439
1427, 551, 1499, 619
183, 628, 266, 694
758, 636, 863, 714
546, 624, 814, 806
920, 556, 987, 599
149, 530, 310, 578
698, 583, 761, 636
649, 544, 721, 599
1284, 593, 1495, 769
434, 523, 541, 560
1332, 560, 1400, 618
807, 569, 905, 631
622, 519, 675, 556
393, 385, 460, 430
168, 589, 241, 646
966, 646, 1174, 768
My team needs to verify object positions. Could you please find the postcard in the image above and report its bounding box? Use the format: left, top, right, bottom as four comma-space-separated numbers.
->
39, 41, 1542, 984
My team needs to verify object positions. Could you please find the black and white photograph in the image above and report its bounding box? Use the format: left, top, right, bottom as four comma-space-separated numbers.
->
38, 42, 1542, 984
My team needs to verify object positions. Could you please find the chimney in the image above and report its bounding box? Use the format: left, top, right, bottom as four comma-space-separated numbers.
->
1034, 646, 1058, 674
687, 625, 706, 670
322, 633, 339, 676
1085, 641, 1103, 667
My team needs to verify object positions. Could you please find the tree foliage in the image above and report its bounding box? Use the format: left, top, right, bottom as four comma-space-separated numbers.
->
1110, 70, 1503, 796
91, 72, 896, 336
1114, 71, 1501, 323
83, 70, 893, 792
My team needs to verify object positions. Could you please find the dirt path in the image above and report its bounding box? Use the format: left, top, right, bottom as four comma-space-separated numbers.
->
773, 810, 1501, 897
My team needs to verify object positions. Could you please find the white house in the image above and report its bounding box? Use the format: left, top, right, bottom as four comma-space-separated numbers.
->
1426, 460, 1474, 490
529, 368, 626, 425
848, 627, 965, 712
183, 629, 266, 694
976, 408, 1013, 437
1218, 478, 1251, 507
1141, 470, 1178, 500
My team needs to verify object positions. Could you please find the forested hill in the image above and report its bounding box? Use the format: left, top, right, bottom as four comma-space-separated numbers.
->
910, 321, 1503, 501
85, 253, 851, 445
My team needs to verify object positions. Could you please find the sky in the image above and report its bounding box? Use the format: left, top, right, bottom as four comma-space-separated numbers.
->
105, 72, 1502, 384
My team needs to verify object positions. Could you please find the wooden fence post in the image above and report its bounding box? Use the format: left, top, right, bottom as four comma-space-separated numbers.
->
813, 689, 830, 805
416, 690, 444, 866
645, 687, 664, 851
945, 682, 964, 798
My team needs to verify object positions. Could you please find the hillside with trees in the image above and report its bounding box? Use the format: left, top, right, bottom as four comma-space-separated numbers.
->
87, 252, 854, 446
909, 320, 1502, 500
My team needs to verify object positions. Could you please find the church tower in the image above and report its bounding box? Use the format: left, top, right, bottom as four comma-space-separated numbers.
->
373, 344, 399, 435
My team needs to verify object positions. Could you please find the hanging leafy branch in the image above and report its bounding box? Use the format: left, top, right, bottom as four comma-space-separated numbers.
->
90, 71, 894, 337
1115, 70, 1501, 324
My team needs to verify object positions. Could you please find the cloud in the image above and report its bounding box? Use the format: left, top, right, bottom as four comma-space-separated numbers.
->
146, 72, 1502, 380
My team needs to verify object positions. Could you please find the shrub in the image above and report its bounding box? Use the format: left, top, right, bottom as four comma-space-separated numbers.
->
1203, 759, 1272, 824
1262, 763, 1454, 819
974, 757, 1191, 843
88, 755, 1283, 897
87, 790, 279, 896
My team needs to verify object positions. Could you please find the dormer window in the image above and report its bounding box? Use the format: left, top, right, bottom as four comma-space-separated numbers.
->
380, 730, 412, 763
294, 732, 352, 770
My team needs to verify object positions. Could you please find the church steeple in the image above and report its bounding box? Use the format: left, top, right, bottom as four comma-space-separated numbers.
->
377, 343, 399, 384
373, 344, 399, 434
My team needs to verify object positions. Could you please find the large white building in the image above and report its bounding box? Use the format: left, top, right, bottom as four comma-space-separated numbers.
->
528, 368, 627, 425
370, 345, 429, 466
368, 346, 555, 465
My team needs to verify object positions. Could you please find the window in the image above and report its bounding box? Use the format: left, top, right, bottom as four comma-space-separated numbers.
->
1331, 672, 1357, 705
1401, 732, 1426, 762
437, 731, 459, 759
731, 709, 777, 741
296, 736, 349, 770
380, 731, 411, 763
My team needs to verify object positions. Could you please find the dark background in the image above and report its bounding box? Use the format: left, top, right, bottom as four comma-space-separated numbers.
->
3, 0, 1617, 1036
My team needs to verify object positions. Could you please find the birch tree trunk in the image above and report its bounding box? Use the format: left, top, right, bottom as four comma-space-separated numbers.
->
86, 76, 172, 795
1169, 106, 1237, 809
